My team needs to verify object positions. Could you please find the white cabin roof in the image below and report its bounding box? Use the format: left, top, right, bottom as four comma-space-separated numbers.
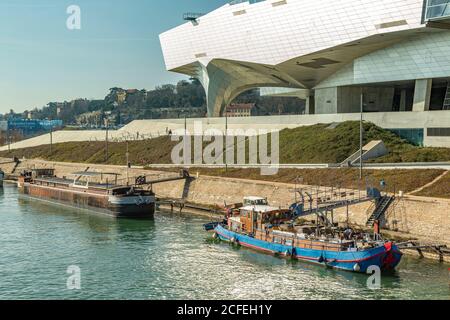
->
244, 196, 267, 201
240, 205, 280, 213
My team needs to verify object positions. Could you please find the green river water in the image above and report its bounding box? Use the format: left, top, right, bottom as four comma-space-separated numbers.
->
0, 184, 449, 300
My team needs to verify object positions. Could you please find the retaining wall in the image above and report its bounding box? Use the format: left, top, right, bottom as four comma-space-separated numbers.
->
2, 158, 449, 246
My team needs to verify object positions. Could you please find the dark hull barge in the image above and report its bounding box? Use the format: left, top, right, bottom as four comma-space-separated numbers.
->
18, 169, 155, 218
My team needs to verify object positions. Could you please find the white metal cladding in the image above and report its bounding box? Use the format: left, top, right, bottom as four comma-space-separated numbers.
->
159, 0, 450, 117
316, 31, 450, 88
160, 0, 426, 71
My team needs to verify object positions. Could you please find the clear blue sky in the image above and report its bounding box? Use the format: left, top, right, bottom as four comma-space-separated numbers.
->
0, 0, 227, 113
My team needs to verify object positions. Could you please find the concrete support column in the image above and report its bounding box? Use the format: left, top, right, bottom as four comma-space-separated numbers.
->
413, 79, 432, 112
314, 87, 338, 114
305, 95, 315, 114
399, 89, 407, 111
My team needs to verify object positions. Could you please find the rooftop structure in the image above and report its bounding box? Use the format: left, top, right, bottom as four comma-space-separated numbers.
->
225, 103, 256, 117
160, 0, 450, 146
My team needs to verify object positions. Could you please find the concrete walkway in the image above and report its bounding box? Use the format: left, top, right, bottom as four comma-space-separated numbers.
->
2, 111, 450, 151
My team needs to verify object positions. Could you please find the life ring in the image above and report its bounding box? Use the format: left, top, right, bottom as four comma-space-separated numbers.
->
382, 242, 396, 270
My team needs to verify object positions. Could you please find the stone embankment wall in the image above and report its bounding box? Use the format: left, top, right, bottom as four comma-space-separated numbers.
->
2, 158, 449, 246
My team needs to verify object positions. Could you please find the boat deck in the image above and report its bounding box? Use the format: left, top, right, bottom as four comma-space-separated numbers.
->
31, 177, 117, 195
253, 229, 358, 252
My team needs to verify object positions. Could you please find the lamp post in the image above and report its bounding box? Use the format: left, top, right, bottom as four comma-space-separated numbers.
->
360, 92, 364, 181
50, 126, 53, 154
225, 113, 228, 173
126, 140, 130, 186
105, 117, 109, 163
7, 126, 10, 153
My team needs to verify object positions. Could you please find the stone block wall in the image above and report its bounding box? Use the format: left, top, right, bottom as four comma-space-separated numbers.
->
3, 158, 449, 245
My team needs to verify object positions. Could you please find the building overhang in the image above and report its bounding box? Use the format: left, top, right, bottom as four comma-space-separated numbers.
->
172, 26, 447, 91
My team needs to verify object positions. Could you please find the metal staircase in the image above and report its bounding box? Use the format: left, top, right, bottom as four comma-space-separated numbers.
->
444, 81, 450, 110
366, 196, 395, 227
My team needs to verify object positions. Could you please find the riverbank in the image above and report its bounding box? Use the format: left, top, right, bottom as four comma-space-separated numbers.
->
2, 122, 450, 164
2, 157, 449, 249
1, 183, 448, 299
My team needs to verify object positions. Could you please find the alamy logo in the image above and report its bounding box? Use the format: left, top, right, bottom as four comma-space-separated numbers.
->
367, 265, 381, 290
66, 265, 81, 290
66, 5, 81, 30
171, 121, 280, 175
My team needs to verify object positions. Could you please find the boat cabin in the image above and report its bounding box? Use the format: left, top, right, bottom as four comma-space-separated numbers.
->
18, 170, 137, 196
226, 196, 365, 253
20, 169, 55, 183
229, 199, 292, 236
69, 172, 121, 190
243, 196, 269, 206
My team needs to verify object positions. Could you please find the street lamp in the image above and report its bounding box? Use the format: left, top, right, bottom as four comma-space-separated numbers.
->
105, 117, 109, 162
360, 92, 364, 181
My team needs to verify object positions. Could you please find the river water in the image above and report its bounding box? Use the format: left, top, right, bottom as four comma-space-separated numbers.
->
0, 184, 449, 300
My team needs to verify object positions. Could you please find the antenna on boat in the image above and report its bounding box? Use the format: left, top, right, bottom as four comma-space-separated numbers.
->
126, 140, 130, 186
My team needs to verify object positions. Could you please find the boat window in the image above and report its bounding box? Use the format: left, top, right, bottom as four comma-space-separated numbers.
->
72, 179, 89, 189
112, 187, 131, 196
254, 199, 268, 205
244, 198, 268, 206
241, 210, 251, 218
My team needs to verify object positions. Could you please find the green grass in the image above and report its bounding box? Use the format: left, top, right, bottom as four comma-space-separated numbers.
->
415, 171, 450, 199
279, 121, 450, 163
165, 167, 445, 194
0, 121, 449, 165
1, 121, 449, 198
0, 136, 178, 166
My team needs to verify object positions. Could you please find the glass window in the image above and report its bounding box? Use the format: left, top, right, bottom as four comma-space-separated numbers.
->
426, 0, 450, 20
388, 129, 424, 146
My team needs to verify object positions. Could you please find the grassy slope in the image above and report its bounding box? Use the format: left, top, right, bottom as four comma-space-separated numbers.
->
415, 171, 450, 199
1, 121, 449, 165
280, 122, 450, 163
0, 136, 177, 166
154, 167, 445, 194
0, 121, 448, 197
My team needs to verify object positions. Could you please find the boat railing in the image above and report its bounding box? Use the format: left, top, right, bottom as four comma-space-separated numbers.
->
255, 226, 356, 252
30, 177, 113, 195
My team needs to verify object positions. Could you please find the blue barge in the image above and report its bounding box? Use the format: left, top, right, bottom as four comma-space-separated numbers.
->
211, 197, 402, 273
